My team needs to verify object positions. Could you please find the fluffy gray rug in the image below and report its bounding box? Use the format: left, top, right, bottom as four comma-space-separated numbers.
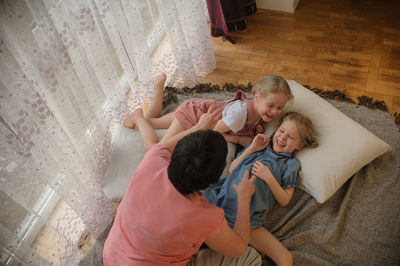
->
80, 90, 400, 266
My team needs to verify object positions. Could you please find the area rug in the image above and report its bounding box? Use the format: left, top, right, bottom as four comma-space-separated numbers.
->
79, 84, 400, 266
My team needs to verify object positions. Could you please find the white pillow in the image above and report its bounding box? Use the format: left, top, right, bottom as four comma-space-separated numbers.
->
264, 80, 391, 203
102, 127, 236, 202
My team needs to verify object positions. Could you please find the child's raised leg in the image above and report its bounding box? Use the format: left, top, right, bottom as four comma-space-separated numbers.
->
123, 73, 167, 129
249, 227, 293, 266
144, 73, 166, 119
133, 108, 158, 149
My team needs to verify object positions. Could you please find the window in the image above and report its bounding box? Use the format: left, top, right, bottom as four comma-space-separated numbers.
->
119, 0, 165, 91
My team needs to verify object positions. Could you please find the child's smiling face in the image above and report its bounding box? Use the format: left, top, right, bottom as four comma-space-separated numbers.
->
272, 119, 305, 153
254, 92, 288, 122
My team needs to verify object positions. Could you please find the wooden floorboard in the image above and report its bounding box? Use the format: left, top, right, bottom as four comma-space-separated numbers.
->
198, 0, 400, 119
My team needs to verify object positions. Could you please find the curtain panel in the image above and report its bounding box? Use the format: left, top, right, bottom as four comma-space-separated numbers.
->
0, 0, 215, 264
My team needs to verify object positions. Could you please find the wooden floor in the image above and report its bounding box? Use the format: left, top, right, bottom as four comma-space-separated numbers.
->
198, 0, 400, 119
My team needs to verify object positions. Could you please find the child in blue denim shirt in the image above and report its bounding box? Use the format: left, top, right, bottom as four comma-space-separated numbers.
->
202, 111, 318, 265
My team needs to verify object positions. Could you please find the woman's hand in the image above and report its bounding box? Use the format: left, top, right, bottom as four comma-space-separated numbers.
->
249, 134, 269, 152
251, 161, 273, 183
205, 170, 256, 258
196, 105, 223, 131
233, 170, 256, 201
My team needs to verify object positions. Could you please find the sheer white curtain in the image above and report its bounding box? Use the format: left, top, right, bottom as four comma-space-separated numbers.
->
0, 0, 215, 265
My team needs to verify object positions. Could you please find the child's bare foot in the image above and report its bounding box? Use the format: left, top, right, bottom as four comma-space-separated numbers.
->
123, 108, 143, 129
153, 73, 167, 96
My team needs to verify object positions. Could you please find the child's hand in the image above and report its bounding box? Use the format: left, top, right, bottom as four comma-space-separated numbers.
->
233, 170, 256, 202
196, 105, 223, 130
251, 161, 273, 183
249, 134, 269, 152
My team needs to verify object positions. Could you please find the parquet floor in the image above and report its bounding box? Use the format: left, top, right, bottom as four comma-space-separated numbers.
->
198, 0, 400, 119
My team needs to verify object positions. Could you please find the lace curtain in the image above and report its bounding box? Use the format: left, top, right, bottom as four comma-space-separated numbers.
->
0, 0, 215, 265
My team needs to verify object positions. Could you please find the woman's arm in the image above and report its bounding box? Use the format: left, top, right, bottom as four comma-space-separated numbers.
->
229, 134, 269, 174
251, 161, 294, 206
204, 171, 256, 257
135, 109, 158, 149
158, 106, 222, 151
223, 134, 253, 147
213, 115, 253, 147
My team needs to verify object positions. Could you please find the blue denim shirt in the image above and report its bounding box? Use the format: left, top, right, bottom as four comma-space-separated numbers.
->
202, 144, 300, 228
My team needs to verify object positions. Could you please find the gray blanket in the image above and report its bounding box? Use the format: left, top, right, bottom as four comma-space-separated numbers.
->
80, 92, 400, 266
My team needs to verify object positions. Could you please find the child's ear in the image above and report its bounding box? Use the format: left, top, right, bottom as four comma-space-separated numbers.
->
296, 142, 305, 151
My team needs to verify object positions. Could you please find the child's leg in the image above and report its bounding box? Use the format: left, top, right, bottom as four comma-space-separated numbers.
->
124, 112, 175, 130
147, 112, 175, 129
134, 108, 158, 149
123, 73, 167, 129
249, 227, 293, 266
144, 73, 166, 119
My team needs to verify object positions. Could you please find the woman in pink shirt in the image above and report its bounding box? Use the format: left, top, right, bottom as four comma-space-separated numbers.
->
103, 106, 261, 265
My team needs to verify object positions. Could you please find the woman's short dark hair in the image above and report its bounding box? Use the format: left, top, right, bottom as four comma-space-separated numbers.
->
168, 130, 227, 195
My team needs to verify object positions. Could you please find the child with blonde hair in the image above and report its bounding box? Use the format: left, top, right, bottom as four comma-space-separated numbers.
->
123, 74, 293, 146
202, 111, 318, 266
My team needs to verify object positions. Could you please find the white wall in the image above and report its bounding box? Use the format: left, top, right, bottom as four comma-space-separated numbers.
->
256, 0, 300, 13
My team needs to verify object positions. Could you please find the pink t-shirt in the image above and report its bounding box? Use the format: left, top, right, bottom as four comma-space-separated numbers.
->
103, 145, 227, 266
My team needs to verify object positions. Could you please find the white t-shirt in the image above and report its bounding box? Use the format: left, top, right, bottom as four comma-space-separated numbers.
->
222, 100, 247, 133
